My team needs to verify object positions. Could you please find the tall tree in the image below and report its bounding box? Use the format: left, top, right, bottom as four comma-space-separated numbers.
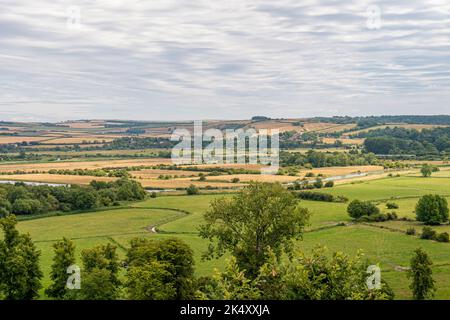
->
416, 194, 449, 225
79, 243, 120, 300
126, 237, 195, 299
0, 215, 43, 300
421, 164, 433, 177
408, 248, 436, 300
199, 182, 310, 277
45, 238, 76, 299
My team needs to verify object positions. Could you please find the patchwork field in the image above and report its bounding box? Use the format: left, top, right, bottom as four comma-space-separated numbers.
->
0, 158, 172, 173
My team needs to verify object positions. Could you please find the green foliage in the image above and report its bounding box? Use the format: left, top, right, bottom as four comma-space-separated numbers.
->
313, 178, 324, 189
126, 261, 176, 300
0, 178, 146, 217
199, 182, 310, 277
347, 200, 380, 219
296, 191, 348, 203
78, 243, 120, 300
420, 227, 437, 240
280, 150, 379, 168
357, 213, 396, 222
408, 248, 435, 300
79, 268, 119, 300
386, 202, 399, 209
416, 194, 449, 225
435, 232, 449, 243
126, 238, 196, 300
406, 227, 416, 236
45, 238, 76, 299
0, 215, 43, 300
421, 164, 433, 177
324, 180, 334, 188
360, 126, 450, 156
186, 184, 199, 195
199, 248, 393, 300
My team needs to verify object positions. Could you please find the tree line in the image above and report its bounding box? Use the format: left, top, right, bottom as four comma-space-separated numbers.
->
0, 178, 146, 217
358, 127, 450, 156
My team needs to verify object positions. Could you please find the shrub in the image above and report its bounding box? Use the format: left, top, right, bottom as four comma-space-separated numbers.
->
150, 192, 157, 198
305, 172, 315, 177
324, 181, 334, 188
416, 194, 449, 225
186, 185, 199, 196
420, 227, 437, 240
406, 228, 416, 236
231, 178, 240, 183
386, 202, 399, 209
335, 195, 349, 203
347, 200, 380, 219
313, 178, 323, 189
297, 191, 334, 202
386, 212, 398, 220
436, 232, 450, 243
358, 213, 388, 222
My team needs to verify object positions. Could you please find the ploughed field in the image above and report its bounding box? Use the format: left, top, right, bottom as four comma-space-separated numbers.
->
9, 173, 450, 299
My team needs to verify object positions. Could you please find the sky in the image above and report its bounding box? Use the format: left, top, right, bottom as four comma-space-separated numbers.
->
0, 0, 449, 122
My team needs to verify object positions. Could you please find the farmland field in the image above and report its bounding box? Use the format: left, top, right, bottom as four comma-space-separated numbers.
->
10, 172, 450, 299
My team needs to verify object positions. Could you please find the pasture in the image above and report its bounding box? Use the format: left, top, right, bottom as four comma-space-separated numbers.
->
10, 172, 450, 299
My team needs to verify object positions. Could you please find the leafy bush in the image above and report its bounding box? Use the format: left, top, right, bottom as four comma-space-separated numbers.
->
357, 213, 388, 222
386, 202, 399, 209
186, 185, 199, 195
324, 181, 334, 188
420, 227, 437, 240
347, 200, 380, 219
416, 194, 449, 225
436, 232, 450, 243
313, 178, 323, 189
386, 212, 398, 220
297, 191, 348, 203
406, 227, 416, 236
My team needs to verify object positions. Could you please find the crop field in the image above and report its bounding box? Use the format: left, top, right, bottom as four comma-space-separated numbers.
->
39, 137, 115, 144
0, 136, 52, 144
0, 158, 172, 173
10, 172, 450, 299
322, 137, 365, 145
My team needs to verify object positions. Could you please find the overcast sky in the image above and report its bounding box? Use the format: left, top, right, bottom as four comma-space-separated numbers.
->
0, 0, 449, 122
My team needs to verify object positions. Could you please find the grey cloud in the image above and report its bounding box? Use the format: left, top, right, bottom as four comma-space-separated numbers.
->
0, 0, 449, 121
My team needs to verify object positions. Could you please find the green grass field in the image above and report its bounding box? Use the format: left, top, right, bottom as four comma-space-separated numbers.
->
9, 174, 450, 299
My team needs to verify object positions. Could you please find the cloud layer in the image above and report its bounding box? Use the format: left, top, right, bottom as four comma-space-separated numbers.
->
0, 0, 449, 121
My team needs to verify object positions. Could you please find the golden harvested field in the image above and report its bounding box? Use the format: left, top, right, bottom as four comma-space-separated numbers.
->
40, 137, 115, 144
245, 121, 354, 134
138, 179, 242, 189
180, 163, 264, 171
0, 136, 51, 144
0, 172, 241, 189
201, 174, 299, 183
306, 165, 384, 177
322, 137, 365, 145
311, 123, 357, 133
27, 149, 163, 156
130, 169, 207, 178
0, 158, 172, 173
23, 144, 106, 150
60, 121, 106, 129
0, 164, 388, 189
286, 148, 348, 153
